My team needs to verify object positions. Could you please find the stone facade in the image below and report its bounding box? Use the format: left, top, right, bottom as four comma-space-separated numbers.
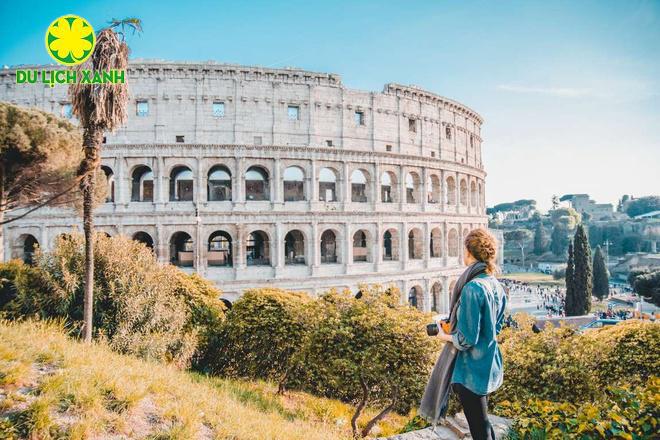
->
1, 60, 488, 311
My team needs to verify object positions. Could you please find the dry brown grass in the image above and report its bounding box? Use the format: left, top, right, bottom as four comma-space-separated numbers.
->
0, 320, 408, 439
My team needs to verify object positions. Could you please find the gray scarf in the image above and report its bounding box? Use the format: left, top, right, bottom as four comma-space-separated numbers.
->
418, 262, 487, 426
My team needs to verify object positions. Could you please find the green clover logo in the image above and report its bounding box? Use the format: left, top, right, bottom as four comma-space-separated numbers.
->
45, 15, 96, 66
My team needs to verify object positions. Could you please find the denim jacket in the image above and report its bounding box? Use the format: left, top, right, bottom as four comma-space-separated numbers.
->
450, 273, 507, 395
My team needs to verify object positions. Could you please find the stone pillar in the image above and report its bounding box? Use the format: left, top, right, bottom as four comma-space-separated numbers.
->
116, 155, 126, 205
374, 222, 383, 271
342, 162, 351, 205
443, 277, 451, 314
373, 162, 381, 207
197, 157, 207, 204
311, 222, 320, 273
402, 222, 409, 268
424, 222, 431, 269
459, 222, 464, 266
275, 222, 284, 272
423, 278, 431, 312
310, 160, 318, 203
156, 156, 166, 205
195, 157, 203, 205
455, 171, 460, 210
234, 157, 245, 203
440, 169, 446, 212
422, 167, 429, 211
443, 220, 448, 267
235, 224, 246, 272
344, 222, 353, 272
156, 224, 167, 263
194, 215, 203, 274
39, 226, 49, 253
399, 165, 406, 210
273, 158, 282, 205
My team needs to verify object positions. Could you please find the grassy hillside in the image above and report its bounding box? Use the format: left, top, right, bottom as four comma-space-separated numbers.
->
0, 320, 407, 439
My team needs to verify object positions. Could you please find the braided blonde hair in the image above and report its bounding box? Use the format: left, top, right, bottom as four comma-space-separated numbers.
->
464, 228, 499, 275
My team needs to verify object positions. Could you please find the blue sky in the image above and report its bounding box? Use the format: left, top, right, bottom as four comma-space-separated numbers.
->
1, 0, 658, 210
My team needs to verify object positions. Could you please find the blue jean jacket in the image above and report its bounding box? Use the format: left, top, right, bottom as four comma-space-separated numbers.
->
450, 273, 507, 396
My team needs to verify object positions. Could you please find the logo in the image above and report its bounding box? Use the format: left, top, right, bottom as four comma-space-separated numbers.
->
45, 15, 96, 66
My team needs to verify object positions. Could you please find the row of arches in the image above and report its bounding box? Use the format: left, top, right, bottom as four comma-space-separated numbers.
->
407, 281, 454, 313
12, 226, 466, 268
99, 163, 484, 207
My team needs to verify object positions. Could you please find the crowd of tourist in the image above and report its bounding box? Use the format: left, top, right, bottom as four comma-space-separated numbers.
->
500, 278, 567, 317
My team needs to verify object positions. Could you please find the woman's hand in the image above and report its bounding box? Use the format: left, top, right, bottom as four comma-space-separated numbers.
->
436, 320, 453, 343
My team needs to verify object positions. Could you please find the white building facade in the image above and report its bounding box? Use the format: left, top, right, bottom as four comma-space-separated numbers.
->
1, 61, 488, 312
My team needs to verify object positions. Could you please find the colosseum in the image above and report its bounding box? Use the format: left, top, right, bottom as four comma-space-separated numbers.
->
1, 60, 488, 312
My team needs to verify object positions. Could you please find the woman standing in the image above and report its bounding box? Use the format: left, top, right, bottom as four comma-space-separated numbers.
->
419, 228, 507, 440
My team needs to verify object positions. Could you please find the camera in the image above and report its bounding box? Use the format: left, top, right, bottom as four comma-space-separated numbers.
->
427, 315, 450, 336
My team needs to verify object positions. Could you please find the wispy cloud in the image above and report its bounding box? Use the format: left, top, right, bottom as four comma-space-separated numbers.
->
497, 84, 593, 98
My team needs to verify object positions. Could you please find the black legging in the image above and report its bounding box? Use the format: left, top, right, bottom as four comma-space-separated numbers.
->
452, 383, 495, 440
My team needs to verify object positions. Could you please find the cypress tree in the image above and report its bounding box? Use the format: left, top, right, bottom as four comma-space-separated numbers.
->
564, 241, 576, 315
593, 246, 609, 300
572, 224, 593, 315
533, 222, 547, 255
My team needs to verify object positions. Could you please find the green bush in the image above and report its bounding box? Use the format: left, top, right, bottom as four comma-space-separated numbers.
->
0, 233, 226, 368
206, 288, 312, 389
497, 377, 659, 439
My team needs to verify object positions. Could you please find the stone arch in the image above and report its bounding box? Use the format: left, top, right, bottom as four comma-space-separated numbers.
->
208, 230, 233, 267
460, 178, 468, 206
319, 167, 338, 202
130, 165, 154, 202
380, 170, 398, 203
208, 164, 232, 201
431, 282, 443, 312
350, 168, 370, 203
320, 228, 339, 263
101, 165, 115, 203
283, 166, 306, 202
445, 175, 456, 205
247, 230, 270, 266
428, 173, 441, 204
383, 228, 400, 261
245, 165, 270, 201
170, 231, 193, 266
408, 227, 423, 260
408, 285, 423, 310
132, 231, 154, 249
405, 171, 421, 204
352, 229, 372, 263
430, 227, 443, 258
169, 165, 194, 201
284, 229, 306, 265
13, 234, 39, 265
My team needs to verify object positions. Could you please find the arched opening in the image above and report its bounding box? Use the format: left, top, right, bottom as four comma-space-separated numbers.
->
283, 166, 305, 202
208, 165, 232, 201
170, 232, 193, 267
408, 286, 422, 309
245, 166, 270, 201
170, 166, 194, 201
247, 230, 270, 266
131, 165, 153, 202
132, 231, 154, 249
470, 181, 477, 207
381, 171, 397, 203
320, 229, 338, 263
430, 227, 442, 258
445, 176, 456, 205
351, 169, 368, 203
319, 168, 337, 202
408, 228, 423, 260
101, 165, 115, 203
17, 234, 39, 265
448, 229, 459, 257
383, 229, 400, 261
284, 230, 306, 265
405, 172, 420, 204
352, 230, 369, 262
428, 174, 441, 204
460, 179, 468, 206
208, 230, 232, 267
431, 282, 443, 312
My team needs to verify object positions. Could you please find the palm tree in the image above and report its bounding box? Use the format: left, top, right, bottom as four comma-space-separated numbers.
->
69, 18, 141, 343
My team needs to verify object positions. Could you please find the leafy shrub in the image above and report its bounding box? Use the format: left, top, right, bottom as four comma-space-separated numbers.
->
206, 288, 312, 389
301, 285, 438, 437
0, 233, 226, 368
497, 377, 659, 439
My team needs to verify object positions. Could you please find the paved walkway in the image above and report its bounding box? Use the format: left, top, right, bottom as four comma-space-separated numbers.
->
379, 413, 511, 440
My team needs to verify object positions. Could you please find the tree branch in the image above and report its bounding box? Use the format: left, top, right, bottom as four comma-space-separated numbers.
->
361, 385, 399, 438
0, 181, 79, 225
351, 374, 370, 439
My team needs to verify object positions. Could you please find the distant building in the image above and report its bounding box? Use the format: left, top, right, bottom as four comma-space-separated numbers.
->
561, 194, 613, 220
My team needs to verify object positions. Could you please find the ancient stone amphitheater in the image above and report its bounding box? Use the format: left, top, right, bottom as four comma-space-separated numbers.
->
1, 60, 488, 310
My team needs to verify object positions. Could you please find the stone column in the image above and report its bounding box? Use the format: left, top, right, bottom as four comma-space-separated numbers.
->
459, 222, 464, 266
344, 222, 353, 273
311, 221, 319, 274
423, 278, 431, 312
422, 167, 429, 211
443, 220, 448, 267
440, 169, 446, 212
39, 226, 49, 253
156, 156, 166, 205
234, 224, 246, 273
116, 155, 126, 206
374, 222, 383, 271
275, 222, 284, 274
342, 162, 351, 205
399, 165, 406, 210
195, 157, 204, 205
310, 160, 319, 203
424, 222, 431, 269
401, 222, 409, 269
455, 171, 460, 211
273, 158, 282, 205
156, 224, 167, 263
